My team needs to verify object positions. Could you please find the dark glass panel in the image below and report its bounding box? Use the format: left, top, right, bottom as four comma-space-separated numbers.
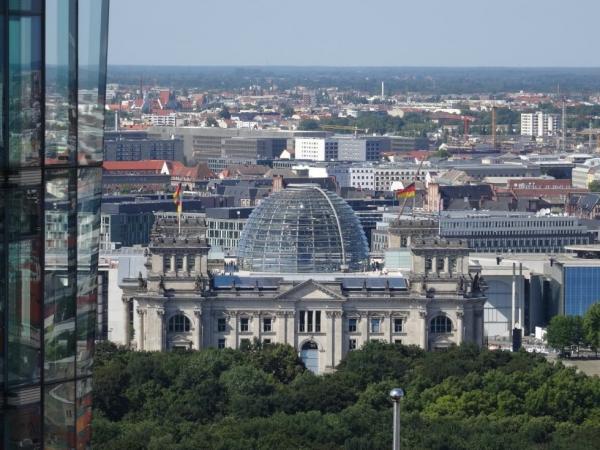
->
4, 401, 42, 449
76, 167, 101, 376
1, 12, 4, 166
44, 170, 77, 382
75, 378, 92, 449
44, 381, 76, 449
45, 0, 77, 165
8, 15, 42, 168
8, 0, 43, 13
5, 185, 43, 385
77, 0, 109, 164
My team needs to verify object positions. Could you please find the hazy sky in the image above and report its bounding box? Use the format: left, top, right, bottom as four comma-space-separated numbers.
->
109, 0, 600, 67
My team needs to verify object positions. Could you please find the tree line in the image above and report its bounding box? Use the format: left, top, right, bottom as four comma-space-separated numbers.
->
546, 303, 600, 356
93, 340, 600, 449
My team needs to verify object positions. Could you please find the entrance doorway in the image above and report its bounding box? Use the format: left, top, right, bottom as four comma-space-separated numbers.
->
300, 341, 319, 373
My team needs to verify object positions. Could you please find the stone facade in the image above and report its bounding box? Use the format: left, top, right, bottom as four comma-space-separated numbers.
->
119, 234, 486, 374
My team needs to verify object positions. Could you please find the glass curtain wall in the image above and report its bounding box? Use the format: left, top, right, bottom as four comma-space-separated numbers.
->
1, 1, 109, 448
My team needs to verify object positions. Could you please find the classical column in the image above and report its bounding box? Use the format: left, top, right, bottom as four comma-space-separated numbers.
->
233, 312, 239, 349
122, 297, 130, 348
419, 310, 428, 350
388, 313, 393, 343
170, 255, 175, 273
157, 308, 166, 351
253, 312, 261, 341
194, 255, 201, 274
333, 311, 343, 366
182, 255, 188, 275
432, 257, 438, 275
194, 309, 202, 350
326, 312, 335, 368
137, 308, 146, 351
456, 311, 464, 344
360, 312, 369, 346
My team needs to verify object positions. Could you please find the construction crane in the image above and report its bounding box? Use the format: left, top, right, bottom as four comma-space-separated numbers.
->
491, 106, 498, 149
320, 124, 369, 136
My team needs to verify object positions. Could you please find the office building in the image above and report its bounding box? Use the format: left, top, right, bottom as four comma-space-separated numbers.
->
295, 137, 339, 161
545, 245, 600, 317
205, 207, 253, 254
439, 212, 594, 253
1, 1, 110, 448
104, 132, 184, 162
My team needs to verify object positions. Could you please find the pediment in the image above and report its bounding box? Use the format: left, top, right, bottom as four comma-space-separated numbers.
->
276, 279, 345, 301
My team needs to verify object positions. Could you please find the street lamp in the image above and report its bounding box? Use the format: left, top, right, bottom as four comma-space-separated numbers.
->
389, 388, 404, 450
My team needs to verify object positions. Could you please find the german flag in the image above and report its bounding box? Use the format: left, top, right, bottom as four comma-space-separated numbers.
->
173, 182, 183, 214
395, 183, 416, 199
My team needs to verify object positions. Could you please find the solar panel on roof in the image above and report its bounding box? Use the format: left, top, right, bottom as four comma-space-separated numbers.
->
388, 278, 408, 290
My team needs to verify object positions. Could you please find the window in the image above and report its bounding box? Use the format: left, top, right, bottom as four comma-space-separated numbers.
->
436, 257, 445, 272
263, 339, 272, 345
263, 317, 272, 332
430, 316, 452, 334
240, 338, 251, 350
425, 257, 432, 272
394, 339, 402, 345
164, 255, 172, 271
218, 339, 226, 349
349, 339, 357, 350
370, 318, 382, 333
299, 310, 306, 332
348, 318, 357, 332
240, 317, 249, 332
217, 318, 227, 332
315, 311, 321, 332
176, 255, 184, 270
168, 314, 191, 332
394, 318, 403, 333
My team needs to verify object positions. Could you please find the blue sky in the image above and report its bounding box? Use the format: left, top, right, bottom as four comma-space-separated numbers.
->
108, 0, 600, 67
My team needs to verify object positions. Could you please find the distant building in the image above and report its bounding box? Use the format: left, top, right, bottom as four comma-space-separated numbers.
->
521, 112, 559, 137
295, 137, 339, 161
439, 211, 594, 253
205, 207, 253, 253
545, 245, 600, 316
104, 132, 184, 162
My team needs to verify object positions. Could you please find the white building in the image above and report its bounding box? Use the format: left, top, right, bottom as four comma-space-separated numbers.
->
521, 112, 559, 137
294, 138, 338, 161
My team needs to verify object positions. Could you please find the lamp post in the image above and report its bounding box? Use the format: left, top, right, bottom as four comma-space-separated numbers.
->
389, 388, 404, 450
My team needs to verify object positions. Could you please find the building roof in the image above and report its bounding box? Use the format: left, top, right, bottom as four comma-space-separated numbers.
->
237, 185, 369, 273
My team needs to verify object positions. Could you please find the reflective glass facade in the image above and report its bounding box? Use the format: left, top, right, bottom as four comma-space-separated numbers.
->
564, 266, 600, 316
237, 185, 369, 273
1, 1, 109, 448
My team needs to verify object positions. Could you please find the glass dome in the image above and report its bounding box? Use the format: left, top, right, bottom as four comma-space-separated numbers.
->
237, 184, 369, 273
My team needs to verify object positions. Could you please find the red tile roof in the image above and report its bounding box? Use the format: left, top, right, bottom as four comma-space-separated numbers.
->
103, 160, 166, 172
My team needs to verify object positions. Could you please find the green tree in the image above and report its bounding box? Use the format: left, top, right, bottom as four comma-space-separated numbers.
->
589, 180, 600, 192
546, 315, 585, 356
206, 117, 218, 127
298, 119, 320, 130
583, 302, 600, 352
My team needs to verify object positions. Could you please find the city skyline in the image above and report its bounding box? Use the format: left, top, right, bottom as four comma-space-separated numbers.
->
109, 0, 600, 67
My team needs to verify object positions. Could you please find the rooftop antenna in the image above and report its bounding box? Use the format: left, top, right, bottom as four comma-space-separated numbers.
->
381, 81, 385, 98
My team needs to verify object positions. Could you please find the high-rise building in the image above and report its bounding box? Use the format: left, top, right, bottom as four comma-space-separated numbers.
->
1, 1, 110, 448
520, 112, 559, 137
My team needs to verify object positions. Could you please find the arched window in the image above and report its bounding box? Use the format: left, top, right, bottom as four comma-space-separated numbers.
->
168, 314, 191, 332
430, 315, 452, 334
